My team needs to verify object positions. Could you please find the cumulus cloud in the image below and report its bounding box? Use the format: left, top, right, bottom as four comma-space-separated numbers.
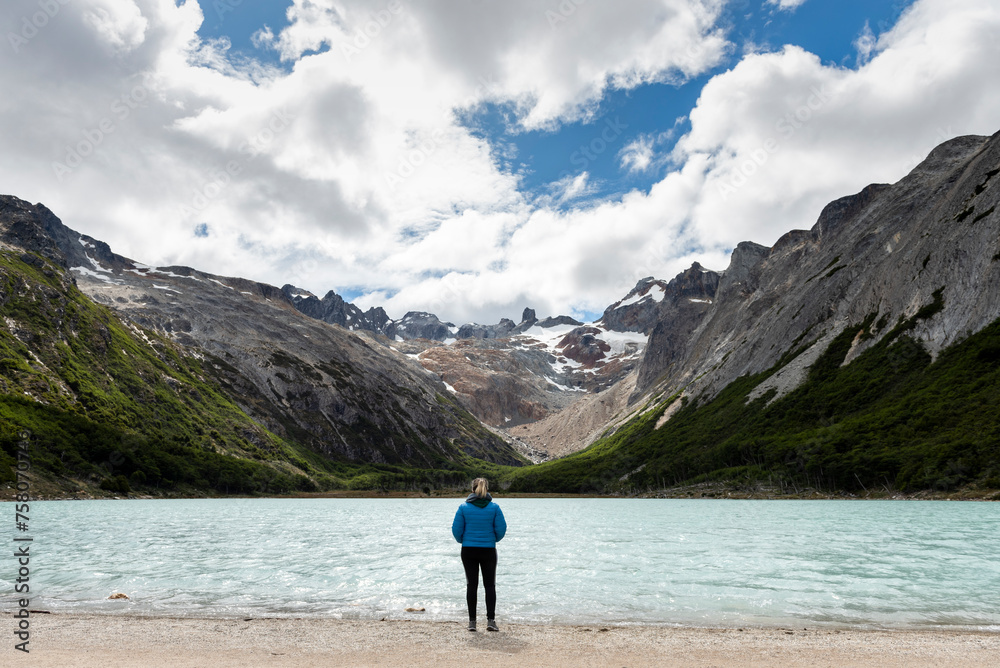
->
0, 0, 999, 326
275, 0, 730, 130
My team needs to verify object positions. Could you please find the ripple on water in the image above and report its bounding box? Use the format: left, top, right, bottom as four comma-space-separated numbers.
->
3, 498, 999, 627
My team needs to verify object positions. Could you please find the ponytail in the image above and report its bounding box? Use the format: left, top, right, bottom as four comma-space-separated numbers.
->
471, 477, 489, 498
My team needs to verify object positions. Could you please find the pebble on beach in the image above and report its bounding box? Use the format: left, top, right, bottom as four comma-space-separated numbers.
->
108, 593, 130, 600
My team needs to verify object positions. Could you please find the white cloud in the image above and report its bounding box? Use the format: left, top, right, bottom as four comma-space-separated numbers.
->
82, 0, 149, 54
618, 126, 680, 173
251, 25, 275, 50
855, 20, 876, 66
275, 0, 731, 131
767, 0, 809, 11
619, 136, 656, 173
0, 0, 999, 328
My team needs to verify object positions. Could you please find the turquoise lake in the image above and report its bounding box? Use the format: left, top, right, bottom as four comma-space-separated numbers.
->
3, 498, 999, 629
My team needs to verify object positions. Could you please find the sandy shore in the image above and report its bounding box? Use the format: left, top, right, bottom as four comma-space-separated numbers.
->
10, 614, 999, 667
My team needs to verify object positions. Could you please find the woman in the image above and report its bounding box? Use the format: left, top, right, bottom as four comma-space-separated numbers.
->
451, 477, 507, 632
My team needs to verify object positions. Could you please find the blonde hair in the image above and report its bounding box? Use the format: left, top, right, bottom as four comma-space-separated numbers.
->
471, 477, 489, 498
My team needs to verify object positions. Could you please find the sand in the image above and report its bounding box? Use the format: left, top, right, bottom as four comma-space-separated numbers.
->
11, 614, 1000, 667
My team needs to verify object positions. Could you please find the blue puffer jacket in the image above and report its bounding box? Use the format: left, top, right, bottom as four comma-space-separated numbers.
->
452, 493, 507, 548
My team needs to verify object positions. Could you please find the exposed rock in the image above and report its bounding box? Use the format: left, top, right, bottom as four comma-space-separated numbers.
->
599, 277, 670, 334
557, 327, 611, 368
415, 340, 574, 427
636, 131, 1000, 407
456, 318, 516, 340
282, 285, 391, 335
633, 263, 722, 394
384, 312, 456, 342
506, 372, 639, 458
536, 315, 584, 328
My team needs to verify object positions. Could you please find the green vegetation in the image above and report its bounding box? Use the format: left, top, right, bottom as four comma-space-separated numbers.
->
505, 296, 1000, 495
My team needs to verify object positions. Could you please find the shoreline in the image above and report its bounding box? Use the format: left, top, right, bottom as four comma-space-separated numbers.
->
13, 613, 1000, 667
7, 475, 999, 502
8, 489, 999, 501
8, 608, 1000, 633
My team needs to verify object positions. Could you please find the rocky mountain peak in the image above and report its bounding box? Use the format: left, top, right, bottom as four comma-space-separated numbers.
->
597, 269, 720, 336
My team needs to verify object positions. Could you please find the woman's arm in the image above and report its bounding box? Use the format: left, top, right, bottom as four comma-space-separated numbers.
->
493, 505, 507, 542
451, 506, 465, 543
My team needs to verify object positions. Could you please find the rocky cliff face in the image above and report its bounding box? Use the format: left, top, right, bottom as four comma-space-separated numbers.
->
282, 285, 391, 335
0, 196, 525, 469
635, 132, 1000, 407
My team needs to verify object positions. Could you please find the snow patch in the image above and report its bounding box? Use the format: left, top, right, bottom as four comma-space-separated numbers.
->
150, 268, 202, 281
546, 379, 585, 392
595, 329, 648, 355
70, 266, 119, 283
614, 284, 665, 309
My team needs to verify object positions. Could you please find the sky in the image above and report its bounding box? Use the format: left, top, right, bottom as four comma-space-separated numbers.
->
1, 0, 999, 325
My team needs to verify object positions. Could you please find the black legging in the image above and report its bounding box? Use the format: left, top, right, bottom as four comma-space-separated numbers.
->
461, 546, 497, 621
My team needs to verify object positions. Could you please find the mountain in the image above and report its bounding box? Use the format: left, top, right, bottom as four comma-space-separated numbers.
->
280, 284, 645, 453
0, 196, 526, 497
383, 311, 646, 442
6, 130, 1000, 498
507, 132, 1000, 496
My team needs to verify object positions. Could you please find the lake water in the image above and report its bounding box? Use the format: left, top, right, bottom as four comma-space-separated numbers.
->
3, 498, 999, 629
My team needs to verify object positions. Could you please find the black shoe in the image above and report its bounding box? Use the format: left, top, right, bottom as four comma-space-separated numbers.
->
468, 620, 477, 632
487, 619, 499, 632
